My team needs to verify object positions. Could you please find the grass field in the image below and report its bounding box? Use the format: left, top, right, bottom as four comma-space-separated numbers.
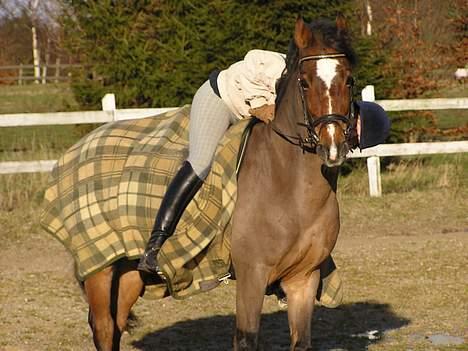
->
0, 83, 90, 159
427, 83, 468, 129
0, 83, 79, 114
0, 83, 466, 350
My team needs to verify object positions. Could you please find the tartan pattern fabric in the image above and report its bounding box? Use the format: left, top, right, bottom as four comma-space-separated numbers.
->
40, 105, 245, 298
40, 104, 343, 304
317, 269, 343, 308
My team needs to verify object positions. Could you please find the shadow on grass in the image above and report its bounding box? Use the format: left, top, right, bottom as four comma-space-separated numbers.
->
132, 301, 410, 351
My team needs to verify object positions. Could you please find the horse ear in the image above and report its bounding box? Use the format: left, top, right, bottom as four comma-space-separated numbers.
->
336, 13, 347, 33
294, 16, 313, 49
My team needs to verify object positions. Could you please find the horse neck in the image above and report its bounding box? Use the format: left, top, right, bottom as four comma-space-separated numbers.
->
269, 73, 318, 168
271, 72, 304, 141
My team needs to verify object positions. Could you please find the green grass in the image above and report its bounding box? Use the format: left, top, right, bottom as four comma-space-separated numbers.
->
424, 81, 468, 131
0, 125, 80, 157
0, 83, 79, 114
0, 83, 97, 158
434, 110, 466, 129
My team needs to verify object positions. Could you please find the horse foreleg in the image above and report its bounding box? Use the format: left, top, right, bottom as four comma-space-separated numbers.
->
281, 270, 320, 351
84, 266, 116, 351
233, 262, 269, 351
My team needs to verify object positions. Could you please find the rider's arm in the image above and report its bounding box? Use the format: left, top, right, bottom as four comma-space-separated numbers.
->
240, 50, 286, 109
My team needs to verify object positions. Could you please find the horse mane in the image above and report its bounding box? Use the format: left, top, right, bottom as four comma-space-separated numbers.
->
275, 19, 357, 105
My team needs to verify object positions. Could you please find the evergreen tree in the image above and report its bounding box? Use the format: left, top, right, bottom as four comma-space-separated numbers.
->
62, 1, 383, 109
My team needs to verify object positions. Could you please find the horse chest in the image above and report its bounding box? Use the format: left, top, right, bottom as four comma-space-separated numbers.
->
268, 196, 340, 278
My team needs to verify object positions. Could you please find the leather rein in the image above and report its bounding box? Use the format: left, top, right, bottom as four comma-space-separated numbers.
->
272, 53, 357, 153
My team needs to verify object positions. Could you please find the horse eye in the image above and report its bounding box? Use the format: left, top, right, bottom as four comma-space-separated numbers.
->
346, 76, 354, 87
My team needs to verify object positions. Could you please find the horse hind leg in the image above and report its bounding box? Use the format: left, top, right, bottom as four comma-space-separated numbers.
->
84, 266, 116, 351
84, 260, 144, 351
281, 270, 320, 351
114, 259, 144, 334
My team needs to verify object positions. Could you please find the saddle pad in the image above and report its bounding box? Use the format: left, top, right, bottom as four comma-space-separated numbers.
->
40, 105, 250, 299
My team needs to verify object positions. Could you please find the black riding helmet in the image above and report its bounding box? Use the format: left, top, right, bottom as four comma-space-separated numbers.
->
355, 101, 391, 149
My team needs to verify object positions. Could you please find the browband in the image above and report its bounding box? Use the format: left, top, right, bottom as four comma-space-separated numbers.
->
299, 53, 346, 64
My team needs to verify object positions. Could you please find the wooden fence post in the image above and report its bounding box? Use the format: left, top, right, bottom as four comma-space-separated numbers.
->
102, 93, 116, 120
32, 26, 41, 84
41, 64, 47, 84
362, 84, 375, 102
361, 84, 382, 196
367, 156, 382, 197
54, 58, 60, 83
18, 64, 23, 85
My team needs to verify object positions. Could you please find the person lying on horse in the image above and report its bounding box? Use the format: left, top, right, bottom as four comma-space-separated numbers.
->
138, 47, 389, 302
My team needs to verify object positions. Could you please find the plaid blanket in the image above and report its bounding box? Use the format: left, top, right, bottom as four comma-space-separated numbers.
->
40, 105, 343, 303
41, 105, 245, 298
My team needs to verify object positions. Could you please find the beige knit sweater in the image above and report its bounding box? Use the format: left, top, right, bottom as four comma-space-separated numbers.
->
217, 49, 286, 120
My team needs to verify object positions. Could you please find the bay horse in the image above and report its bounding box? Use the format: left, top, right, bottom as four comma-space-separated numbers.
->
83, 16, 357, 351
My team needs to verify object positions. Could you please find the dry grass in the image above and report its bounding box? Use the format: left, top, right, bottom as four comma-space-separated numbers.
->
339, 154, 467, 196
1, 151, 466, 211
0, 172, 49, 211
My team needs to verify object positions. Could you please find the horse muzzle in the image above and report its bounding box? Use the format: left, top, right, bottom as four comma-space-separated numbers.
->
316, 141, 349, 167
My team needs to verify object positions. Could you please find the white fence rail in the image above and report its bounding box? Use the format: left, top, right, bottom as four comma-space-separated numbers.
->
1, 88, 467, 196
0, 160, 57, 174
376, 98, 468, 111
0, 108, 178, 127
0, 63, 82, 84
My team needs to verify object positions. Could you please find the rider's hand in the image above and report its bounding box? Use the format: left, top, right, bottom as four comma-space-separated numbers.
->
248, 104, 275, 124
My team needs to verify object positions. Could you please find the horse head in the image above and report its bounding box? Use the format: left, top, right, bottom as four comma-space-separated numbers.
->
274, 15, 357, 167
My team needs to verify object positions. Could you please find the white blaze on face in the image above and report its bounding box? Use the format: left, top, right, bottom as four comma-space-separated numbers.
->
317, 58, 340, 160
316, 58, 340, 113
327, 123, 338, 160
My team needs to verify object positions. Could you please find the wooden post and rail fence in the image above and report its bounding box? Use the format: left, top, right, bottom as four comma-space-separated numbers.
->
0, 64, 82, 84
0, 85, 467, 197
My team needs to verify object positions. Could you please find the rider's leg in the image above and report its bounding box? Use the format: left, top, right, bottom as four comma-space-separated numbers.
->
187, 83, 238, 179
137, 160, 204, 275
138, 80, 237, 274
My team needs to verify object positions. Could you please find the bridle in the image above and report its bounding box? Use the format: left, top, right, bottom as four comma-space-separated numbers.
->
272, 53, 358, 153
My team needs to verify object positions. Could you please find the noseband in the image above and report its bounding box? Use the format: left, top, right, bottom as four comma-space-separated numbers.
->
273, 53, 357, 153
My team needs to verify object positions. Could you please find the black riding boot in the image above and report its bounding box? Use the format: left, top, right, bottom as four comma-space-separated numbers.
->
138, 161, 203, 275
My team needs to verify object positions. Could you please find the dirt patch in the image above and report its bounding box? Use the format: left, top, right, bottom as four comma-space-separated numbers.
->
0, 189, 466, 350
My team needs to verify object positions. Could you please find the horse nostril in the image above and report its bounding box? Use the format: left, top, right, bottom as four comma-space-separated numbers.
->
340, 142, 349, 155
316, 144, 328, 159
